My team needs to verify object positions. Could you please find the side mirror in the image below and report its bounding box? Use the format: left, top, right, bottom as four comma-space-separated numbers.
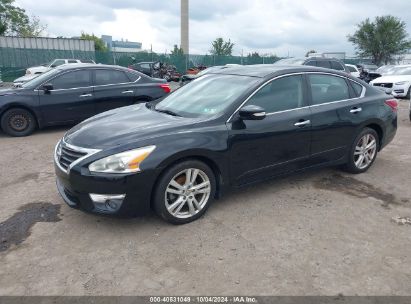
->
42, 83, 53, 92
239, 105, 266, 120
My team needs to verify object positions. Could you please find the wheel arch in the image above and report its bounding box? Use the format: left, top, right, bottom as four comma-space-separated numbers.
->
0, 104, 40, 129
150, 153, 225, 210
363, 122, 384, 151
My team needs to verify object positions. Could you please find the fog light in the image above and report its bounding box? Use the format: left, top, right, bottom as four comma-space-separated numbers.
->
89, 194, 125, 213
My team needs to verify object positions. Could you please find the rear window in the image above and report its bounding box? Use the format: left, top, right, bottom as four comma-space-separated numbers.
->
126, 70, 141, 82
330, 61, 345, 71
94, 69, 130, 85
347, 66, 357, 73
316, 61, 331, 69
350, 81, 363, 97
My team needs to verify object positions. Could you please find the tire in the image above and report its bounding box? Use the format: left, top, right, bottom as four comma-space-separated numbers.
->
343, 128, 379, 174
153, 160, 216, 224
1, 108, 37, 137
406, 87, 411, 100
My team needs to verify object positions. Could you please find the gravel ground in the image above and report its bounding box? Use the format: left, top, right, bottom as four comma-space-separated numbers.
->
0, 98, 410, 296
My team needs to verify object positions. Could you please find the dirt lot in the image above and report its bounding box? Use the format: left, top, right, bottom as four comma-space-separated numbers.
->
0, 99, 410, 296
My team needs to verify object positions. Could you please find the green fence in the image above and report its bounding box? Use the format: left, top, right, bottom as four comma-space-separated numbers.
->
0, 47, 371, 82
0, 47, 283, 82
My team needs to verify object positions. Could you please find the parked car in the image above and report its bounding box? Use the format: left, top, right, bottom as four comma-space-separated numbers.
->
26, 59, 96, 76
128, 61, 180, 81
180, 65, 240, 85
128, 61, 159, 77
0, 64, 170, 137
13, 74, 39, 86
54, 65, 397, 224
345, 64, 360, 78
274, 57, 350, 73
370, 65, 411, 99
357, 64, 379, 83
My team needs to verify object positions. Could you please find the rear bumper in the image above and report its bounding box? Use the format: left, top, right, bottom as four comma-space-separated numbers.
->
381, 115, 397, 150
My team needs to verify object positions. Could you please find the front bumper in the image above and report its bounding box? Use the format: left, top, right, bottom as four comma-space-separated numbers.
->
55, 161, 160, 217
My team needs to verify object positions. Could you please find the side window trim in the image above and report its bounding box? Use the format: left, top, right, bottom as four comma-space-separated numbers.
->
92, 69, 141, 88
35, 69, 93, 91
227, 73, 309, 122
306, 72, 366, 107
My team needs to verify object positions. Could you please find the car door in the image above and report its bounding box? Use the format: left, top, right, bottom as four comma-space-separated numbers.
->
38, 69, 95, 124
307, 73, 362, 165
92, 68, 137, 113
227, 74, 312, 186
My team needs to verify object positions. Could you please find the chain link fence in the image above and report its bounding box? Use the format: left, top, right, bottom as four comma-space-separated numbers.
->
0, 47, 370, 82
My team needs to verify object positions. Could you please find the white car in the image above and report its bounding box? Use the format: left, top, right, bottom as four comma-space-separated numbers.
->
25, 59, 95, 75
345, 64, 360, 78
370, 66, 411, 99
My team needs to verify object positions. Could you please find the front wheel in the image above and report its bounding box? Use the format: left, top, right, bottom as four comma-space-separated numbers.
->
1, 108, 37, 137
153, 160, 216, 224
343, 128, 379, 174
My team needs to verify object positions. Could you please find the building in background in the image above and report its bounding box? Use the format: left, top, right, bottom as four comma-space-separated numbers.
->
101, 35, 142, 53
0, 36, 94, 51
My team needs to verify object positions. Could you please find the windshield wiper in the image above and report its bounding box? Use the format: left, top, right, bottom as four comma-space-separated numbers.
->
154, 108, 181, 117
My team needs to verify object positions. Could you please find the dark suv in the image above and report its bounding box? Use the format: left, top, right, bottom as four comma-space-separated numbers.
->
275, 57, 350, 73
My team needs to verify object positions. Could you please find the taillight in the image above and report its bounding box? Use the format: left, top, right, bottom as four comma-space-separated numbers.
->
160, 83, 171, 93
385, 99, 398, 112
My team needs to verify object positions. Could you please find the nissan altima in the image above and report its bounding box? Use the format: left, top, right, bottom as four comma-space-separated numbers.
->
0, 64, 170, 137
54, 65, 398, 224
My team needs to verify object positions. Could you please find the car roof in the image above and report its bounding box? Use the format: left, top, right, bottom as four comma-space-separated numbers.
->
209, 64, 350, 78
56, 64, 129, 71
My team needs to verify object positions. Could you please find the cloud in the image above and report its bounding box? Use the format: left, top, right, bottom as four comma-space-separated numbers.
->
14, 0, 411, 57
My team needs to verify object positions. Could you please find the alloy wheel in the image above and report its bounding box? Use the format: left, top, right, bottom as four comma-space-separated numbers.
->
354, 133, 377, 170
165, 168, 211, 219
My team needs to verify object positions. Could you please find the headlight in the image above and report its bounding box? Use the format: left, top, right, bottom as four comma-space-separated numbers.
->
394, 81, 408, 85
88, 146, 156, 173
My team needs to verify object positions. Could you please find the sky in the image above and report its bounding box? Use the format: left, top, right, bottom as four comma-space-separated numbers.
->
15, 0, 411, 57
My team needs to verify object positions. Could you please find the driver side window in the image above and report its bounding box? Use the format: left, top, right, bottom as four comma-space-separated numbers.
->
246, 75, 304, 113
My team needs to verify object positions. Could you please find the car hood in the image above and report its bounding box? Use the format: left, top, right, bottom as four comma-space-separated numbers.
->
64, 104, 202, 149
371, 75, 411, 83
0, 87, 25, 96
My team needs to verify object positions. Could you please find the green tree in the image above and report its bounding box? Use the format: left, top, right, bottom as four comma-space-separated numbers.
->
19, 15, 47, 37
210, 38, 234, 56
0, 0, 31, 35
348, 15, 411, 65
170, 44, 184, 56
80, 32, 107, 51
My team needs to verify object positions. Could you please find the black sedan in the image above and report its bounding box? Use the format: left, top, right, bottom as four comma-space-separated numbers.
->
0, 64, 170, 136
54, 65, 397, 224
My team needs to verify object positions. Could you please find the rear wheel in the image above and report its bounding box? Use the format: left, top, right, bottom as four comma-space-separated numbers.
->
153, 160, 216, 224
1, 108, 37, 137
343, 128, 379, 174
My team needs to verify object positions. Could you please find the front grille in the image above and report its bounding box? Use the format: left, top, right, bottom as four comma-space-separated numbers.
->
59, 145, 88, 170
373, 83, 393, 88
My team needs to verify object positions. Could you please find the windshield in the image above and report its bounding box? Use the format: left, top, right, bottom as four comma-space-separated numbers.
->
21, 68, 61, 88
395, 67, 411, 75
154, 74, 259, 118
274, 58, 305, 65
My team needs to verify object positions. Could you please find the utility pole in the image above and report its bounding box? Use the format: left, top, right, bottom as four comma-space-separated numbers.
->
180, 0, 189, 55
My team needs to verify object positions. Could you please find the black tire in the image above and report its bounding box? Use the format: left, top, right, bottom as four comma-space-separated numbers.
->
153, 160, 216, 225
342, 128, 379, 174
1, 108, 37, 137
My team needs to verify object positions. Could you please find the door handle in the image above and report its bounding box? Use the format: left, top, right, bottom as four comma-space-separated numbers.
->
121, 90, 134, 94
79, 93, 92, 98
294, 120, 311, 127
350, 107, 362, 114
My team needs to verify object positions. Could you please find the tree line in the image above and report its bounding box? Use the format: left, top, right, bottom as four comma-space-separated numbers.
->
1, 0, 410, 65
